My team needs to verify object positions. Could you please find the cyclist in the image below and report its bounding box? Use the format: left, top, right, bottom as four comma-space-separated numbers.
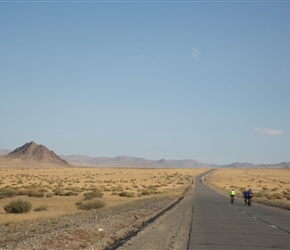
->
247, 188, 253, 206
229, 188, 236, 204
243, 190, 248, 205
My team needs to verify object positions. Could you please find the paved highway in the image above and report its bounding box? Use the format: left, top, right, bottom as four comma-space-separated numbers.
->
188, 174, 290, 250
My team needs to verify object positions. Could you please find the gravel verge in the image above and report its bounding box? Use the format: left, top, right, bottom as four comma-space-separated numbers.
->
118, 185, 194, 250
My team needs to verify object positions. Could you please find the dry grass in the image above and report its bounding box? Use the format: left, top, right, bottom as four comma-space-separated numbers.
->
0, 167, 207, 224
206, 168, 290, 208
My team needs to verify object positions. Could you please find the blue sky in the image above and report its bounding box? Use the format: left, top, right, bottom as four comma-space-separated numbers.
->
1, 1, 290, 164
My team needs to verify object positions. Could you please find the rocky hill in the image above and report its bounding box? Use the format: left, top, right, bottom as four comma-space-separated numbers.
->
4, 141, 69, 166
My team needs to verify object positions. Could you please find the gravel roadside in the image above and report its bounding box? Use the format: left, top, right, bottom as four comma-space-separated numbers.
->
118, 185, 195, 250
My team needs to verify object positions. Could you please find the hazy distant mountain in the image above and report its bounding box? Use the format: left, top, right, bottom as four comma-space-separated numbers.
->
219, 162, 257, 168
255, 162, 290, 168
54, 155, 290, 169
60, 154, 94, 165
0, 149, 11, 155
277, 162, 290, 168
4, 141, 69, 166
61, 155, 214, 168
219, 161, 290, 169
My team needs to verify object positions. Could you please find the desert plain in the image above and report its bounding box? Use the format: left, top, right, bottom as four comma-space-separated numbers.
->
1, 164, 290, 224
1, 158, 290, 249
0, 164, 207, 224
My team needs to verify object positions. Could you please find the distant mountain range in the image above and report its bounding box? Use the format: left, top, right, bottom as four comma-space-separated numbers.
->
0, 142, 289, 168
59, 156, 290, 168
218, 161, 290, 169
59, 155, 215, 168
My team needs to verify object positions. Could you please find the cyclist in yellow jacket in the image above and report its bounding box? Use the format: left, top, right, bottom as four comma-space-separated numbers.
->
229, 188, 236, 204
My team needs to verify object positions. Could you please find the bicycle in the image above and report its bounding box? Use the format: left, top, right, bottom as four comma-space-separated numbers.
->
248, 197, 252, 206
230, 196, 235, 204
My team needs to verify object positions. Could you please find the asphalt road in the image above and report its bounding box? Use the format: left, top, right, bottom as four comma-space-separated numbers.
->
188, 174, 290, 250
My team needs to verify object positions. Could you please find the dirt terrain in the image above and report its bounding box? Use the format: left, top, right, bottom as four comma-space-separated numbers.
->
0, 185, 194, 250
1, 168, 290, 249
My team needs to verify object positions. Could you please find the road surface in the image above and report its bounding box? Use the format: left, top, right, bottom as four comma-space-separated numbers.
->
188, 175, 290, 250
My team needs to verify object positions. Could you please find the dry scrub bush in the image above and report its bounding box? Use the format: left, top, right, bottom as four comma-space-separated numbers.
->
254, 191, 266, 198
34, 205, 48, 212
53, 188, 66, 196
113, 184, 124, 192
265, 193, 284, 200
3, 199, 32, 214
65, 186, 81, 192
83, 190, 104, 200
141, 190, 153, 195
272, 193, 284, 199
53, 187, 78, 196
27, 189, 45, 198
65, 191, 79, 196
76, 200, 106, 210
0, 187, 18, 198
118, 192, 135, 198
46, 192, 54, 198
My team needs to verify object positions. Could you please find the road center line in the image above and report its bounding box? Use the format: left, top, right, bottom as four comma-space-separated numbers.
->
235, 207, 289, 233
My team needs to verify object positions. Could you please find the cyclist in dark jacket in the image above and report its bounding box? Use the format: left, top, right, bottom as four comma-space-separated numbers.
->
243, 190, 248, 205
246, 188, 253, 206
